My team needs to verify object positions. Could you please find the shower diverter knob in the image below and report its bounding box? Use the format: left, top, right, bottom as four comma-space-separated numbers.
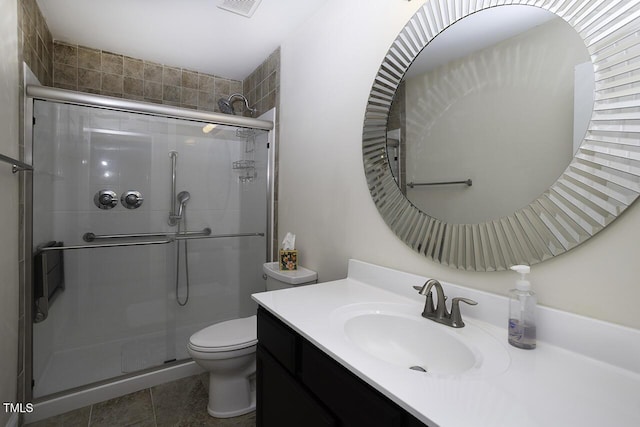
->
121, 191, 144, 209
94, 190, 118, 210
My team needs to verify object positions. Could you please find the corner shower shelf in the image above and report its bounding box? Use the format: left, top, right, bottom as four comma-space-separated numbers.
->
233, 160, 255, 170
233, 160, 256, 183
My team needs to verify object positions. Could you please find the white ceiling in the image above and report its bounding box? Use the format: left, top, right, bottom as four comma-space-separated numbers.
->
37, 0, 328, 81
406, 6, 557, 78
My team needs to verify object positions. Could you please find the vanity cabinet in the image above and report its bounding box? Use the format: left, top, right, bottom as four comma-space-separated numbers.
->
256, 306, 429, 427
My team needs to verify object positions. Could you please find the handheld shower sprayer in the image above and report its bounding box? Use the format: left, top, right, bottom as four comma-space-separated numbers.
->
176, 191, 190, 219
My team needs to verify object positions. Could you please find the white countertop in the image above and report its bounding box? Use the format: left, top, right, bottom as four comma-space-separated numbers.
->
252, 259, 640, 427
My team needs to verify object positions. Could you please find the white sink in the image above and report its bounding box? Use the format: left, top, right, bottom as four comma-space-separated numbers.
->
332, 302, 510, 378
344, 313, 476, 375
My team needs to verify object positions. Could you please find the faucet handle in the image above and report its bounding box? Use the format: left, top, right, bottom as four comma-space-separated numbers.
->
450, 297, 478, 328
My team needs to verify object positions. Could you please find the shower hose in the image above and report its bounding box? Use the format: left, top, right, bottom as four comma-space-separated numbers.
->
175, 211, 190, 306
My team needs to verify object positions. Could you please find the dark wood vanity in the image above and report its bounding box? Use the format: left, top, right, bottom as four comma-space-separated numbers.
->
256, 306, 429, 427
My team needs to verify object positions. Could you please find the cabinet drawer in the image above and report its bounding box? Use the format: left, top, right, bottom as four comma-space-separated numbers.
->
300, 340, 403, 427
257, 307, 297, 373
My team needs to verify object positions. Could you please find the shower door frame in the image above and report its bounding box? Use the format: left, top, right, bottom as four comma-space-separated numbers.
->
24, 85, 276, 403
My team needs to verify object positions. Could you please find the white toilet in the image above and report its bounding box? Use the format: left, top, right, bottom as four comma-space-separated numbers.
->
187, 262, 318, 418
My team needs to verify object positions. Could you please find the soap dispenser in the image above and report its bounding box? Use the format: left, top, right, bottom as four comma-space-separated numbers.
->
508, 265, 536, 349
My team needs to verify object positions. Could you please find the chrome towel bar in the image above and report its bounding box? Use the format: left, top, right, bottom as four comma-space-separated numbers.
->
174, 232, 264, 240
39, 239, 174, 252
0, 152, 33, 173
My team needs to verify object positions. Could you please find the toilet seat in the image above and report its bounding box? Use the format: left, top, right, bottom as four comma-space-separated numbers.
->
188, 315, 257, 353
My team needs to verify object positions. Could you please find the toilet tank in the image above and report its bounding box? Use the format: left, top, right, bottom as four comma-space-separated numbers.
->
263, 262, 317, 291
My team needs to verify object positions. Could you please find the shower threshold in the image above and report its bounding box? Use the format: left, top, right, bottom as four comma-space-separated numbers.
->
33, 324, 200, 398
26, 358, 203, 424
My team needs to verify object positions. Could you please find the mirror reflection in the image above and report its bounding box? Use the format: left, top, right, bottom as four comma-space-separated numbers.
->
387, 6, 594, 224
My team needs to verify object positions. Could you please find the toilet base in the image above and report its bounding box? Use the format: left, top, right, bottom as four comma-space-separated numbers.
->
207, 399, 255, 418
206, 370, 256, 418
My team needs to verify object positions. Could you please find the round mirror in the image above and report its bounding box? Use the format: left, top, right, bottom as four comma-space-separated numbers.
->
363, 1, 640, 271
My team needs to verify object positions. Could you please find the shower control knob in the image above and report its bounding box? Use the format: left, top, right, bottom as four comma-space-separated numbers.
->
121, 191, 144, 209
94, 190, 118, 210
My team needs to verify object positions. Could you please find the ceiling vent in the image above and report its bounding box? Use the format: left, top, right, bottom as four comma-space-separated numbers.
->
217, 0, 262, 18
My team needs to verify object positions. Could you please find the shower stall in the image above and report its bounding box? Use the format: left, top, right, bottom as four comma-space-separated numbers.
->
26, 86, 274, 404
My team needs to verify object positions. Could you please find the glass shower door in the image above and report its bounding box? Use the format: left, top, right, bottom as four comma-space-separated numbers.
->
31, 100, 268, 398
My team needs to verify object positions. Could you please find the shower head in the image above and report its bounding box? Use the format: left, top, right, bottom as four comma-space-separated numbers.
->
217, 98, 235, 115
177, 191, 191, 205
217, 93, 257, 117
177, 191, 191, 218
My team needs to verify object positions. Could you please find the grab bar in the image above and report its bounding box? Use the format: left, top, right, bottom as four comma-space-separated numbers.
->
43, 230, 264, 252
83, 227, 212, 242
407, 179, 472, 188
0, 152, 33, 173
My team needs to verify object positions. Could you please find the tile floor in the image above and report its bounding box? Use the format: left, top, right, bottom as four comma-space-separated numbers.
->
26, 374, 256, 427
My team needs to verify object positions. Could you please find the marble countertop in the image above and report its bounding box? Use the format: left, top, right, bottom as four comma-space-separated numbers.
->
252, 259, 640, 427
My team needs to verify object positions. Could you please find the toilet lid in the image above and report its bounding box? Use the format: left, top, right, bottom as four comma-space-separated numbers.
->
189, 315, 257, 352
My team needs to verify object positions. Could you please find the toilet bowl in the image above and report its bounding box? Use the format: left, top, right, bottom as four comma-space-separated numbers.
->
187, 316, 258, 418
187, 262, 317, 418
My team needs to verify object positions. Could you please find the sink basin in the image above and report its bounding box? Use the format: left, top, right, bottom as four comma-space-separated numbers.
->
332, 303, 510, 378
344, 313, 476, 375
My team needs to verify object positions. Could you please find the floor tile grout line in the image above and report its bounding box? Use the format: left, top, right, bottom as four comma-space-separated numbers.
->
87, 403, 93, 426
149, 387, 158, 427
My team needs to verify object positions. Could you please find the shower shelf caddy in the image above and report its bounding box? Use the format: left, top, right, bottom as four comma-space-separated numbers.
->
234, 128, 258, 182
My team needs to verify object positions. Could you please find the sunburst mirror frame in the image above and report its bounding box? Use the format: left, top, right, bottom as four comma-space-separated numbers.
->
363, 0, 640, 271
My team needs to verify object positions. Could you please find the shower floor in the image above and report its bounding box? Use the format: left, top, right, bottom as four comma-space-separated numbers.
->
33, 322, 209, 398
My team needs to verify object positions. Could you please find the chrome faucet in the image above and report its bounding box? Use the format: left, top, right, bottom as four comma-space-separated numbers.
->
413, 279, 477, 328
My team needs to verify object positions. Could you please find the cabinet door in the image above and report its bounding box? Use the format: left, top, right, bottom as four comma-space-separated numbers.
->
257, 346, 336, 427
300, 340, 404, 427
257, 307, 297, 373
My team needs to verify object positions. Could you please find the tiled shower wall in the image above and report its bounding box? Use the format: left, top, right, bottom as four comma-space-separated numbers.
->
19, 0, 53, 87
17, 0, 54, 412
52, 42, 243, 112
244, 48, 280, 118
243, 48, 280, 255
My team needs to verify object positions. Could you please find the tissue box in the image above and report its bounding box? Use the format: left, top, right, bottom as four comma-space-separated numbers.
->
279, 249, 298, 271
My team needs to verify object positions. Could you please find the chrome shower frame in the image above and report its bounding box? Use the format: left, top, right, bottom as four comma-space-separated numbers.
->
24, 84, 276, 412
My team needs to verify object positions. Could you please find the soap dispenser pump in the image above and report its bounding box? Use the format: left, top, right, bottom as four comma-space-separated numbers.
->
508, 265, 537, 349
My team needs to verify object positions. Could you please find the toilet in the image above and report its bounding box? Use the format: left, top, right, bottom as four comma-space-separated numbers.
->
187, 262, 318, 418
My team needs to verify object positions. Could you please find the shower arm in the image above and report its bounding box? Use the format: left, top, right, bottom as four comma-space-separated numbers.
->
228, 93, 257, 116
